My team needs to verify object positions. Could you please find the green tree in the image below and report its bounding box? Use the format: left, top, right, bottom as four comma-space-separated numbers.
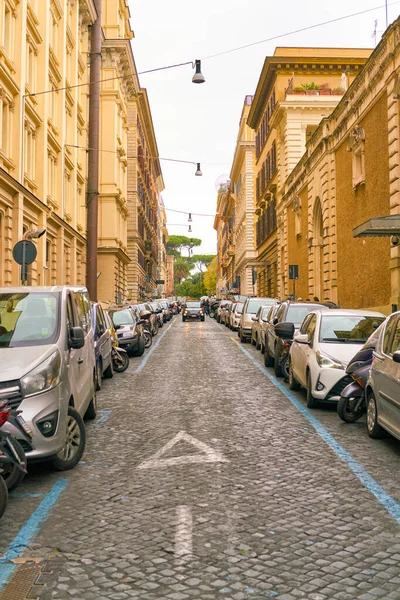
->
167, 235, 201, 257
190, 254, 216, 272
204, 257, 217, 295
174, 256, 194, 284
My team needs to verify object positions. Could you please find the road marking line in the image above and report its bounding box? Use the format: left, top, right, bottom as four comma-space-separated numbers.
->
137, 430, 229, 469
0, 479, 68, 589
135, 318, 176, 374
96, 409, 112, 425
236, 341, 400, 526
175, 505, 192, 561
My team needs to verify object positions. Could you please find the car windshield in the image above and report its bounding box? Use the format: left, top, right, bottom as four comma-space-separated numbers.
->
186, 301, 201, 308
235, 303, 244, 314
320, 315, 385, 343
111, 310, 134, 326
0, 292, 59, 348
246, 299, 274, 314
287, 304, 322, 327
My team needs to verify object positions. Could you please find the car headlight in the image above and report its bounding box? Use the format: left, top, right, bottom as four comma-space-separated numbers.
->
316, 351, 344, 370
21, 351, 61, 397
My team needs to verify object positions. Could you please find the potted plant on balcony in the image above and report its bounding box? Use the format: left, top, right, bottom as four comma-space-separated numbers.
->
332, 86, 345, 95
291, 86, 306, 95
318, 82, 332, 96
303, 82, 319, 96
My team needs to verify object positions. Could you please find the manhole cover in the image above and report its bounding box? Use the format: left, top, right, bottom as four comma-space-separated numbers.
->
0, 563, 40, 600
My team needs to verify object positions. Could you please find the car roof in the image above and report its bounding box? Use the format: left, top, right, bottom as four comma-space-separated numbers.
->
313, 309, 385, 317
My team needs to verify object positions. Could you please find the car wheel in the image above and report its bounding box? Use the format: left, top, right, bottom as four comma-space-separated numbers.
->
288, 358, 301, 391
306, 371, 318, 408
264, 344, 274, 367
85, 374, 98, 420
95, 360, 102, 391
240, 329, 247, 343
182, 318, 186, 322
366, 392, 385, 438
134, 337, 145, 357
51, 407, 86, 471
201, 317, 205, 322
256, 335, 261, 350
103, 360, 113, 379
274, 351, 283, 377
1, 438, 26, 491
153, 322, 159, 336
251, 333, 256, 346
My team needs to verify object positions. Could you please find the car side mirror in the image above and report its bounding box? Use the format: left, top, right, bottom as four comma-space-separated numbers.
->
251, 316, 257, 321
262, 317, 268, 323
294, 333, 310, 345
114, 324, 121, 330
393, 351, 400, 364
69, 326, 85, 350
273, 317, 279, 325
275, 322, 295, 339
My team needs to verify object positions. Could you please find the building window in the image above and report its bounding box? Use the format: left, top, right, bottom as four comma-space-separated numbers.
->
25, 122, 37, 181
0, 97, 10, 155
2, 1, 14, 60
47, 151, 58, 203
347, 126, 365, 189
26, 41, 37, 93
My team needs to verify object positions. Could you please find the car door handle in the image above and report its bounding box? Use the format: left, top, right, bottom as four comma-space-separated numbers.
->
78, 358, 84, 365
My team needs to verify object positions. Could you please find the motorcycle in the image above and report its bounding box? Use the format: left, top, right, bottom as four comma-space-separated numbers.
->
139, 310, 153, 349
337, 344, 375, 423
111, 344, 129, 373
0, 401, 30, 519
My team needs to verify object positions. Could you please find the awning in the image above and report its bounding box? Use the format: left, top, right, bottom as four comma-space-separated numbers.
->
352, 215, 400, 238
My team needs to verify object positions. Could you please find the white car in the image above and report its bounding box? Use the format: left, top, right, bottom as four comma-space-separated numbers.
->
230, 302, 244, 331
288, 309, 385, 408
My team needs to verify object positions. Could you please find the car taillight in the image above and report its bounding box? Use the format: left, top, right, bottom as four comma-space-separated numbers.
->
0, 410, 10, 427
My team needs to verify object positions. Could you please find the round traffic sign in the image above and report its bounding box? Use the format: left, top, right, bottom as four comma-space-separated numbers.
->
12, 240, 37, 266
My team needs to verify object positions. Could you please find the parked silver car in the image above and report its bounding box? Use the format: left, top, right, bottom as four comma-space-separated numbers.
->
239, 297, 276, 343
0, 286, 96, 470
366, 311, 400, 441
251, 305, 271, 349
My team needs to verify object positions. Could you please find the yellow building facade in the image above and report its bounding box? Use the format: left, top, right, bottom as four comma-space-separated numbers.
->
0, 0, 97, 288
247, 47, 371, 298
281, 19, 400, 313
0, 0, 167, 304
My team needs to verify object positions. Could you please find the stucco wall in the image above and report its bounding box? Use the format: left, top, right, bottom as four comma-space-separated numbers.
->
286, 187, 310, 299
335, 93, 391, 310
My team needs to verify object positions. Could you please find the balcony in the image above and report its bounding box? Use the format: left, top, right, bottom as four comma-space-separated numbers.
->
227, 245, 235, 257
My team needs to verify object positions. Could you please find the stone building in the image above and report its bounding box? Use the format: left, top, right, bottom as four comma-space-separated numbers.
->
281, 19, 400, 312
0, 0, 97, 287
214, 180, 232, 297
246, 47, 371, 298
0, 0, 167, 303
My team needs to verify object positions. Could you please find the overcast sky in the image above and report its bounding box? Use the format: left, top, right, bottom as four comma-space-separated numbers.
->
129, 0, 399, 256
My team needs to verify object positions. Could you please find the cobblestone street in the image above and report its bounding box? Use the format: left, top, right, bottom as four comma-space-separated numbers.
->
1, 317, 400, 600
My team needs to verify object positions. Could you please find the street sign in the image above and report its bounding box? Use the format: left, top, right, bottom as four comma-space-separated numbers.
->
12, 240, 37, 266
289, 265, 299, 280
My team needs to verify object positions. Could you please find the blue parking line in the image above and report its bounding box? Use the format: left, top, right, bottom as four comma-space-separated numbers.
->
96, 409, 112, 425
136, 319, 175, 374
0, 478, 68, 589
237, 343, 400, 526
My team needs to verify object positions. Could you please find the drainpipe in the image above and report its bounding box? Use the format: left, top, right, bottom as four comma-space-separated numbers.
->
86, 0, 102, 301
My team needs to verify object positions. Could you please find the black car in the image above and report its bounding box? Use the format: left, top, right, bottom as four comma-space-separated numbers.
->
182, 301, 205, 322
109, 308, 145, 356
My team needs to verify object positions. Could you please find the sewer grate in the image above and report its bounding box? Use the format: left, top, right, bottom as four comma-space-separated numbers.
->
0, 563, 41, 600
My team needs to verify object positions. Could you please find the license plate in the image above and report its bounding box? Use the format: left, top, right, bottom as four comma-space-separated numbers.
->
17, 415, 33, 438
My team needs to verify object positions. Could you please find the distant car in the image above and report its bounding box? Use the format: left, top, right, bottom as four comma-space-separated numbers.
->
251, 305, 272, 349
224, 302, 236, 327
91, 302, 113, 390
366, 311, 400, 441
148, 302, 164, 328
216, 300, 230, 323
159, 300, 172, 321
229, 302, 244, 331
220, 301, 232, 325
239, 297, 276, 343
259, 303, 281, 353
289, 309, 385, 408
109, 308, 145, 356
134, 303, 159, 336
182, 301, 205, 322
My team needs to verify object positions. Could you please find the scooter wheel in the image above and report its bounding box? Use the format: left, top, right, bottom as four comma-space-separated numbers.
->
337, 395, 365, 423
113, 352, 129, 373
0, 476, 8, 520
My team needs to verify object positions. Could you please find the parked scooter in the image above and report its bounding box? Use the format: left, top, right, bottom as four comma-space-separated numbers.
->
0, 401, 29, 519
139, 310, 153, 349
337, 339, 377, 423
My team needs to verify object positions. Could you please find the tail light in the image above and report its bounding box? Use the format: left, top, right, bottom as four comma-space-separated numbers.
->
0, 409, 10, 427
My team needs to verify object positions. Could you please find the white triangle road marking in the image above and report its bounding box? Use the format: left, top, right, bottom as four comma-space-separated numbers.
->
137, 431, 229, 469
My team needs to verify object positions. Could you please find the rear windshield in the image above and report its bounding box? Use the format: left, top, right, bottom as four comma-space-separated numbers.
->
186, 301, 201, 308
110, 310, 134, 326
287, 304, 322, 327
246, 300, 274, 314
0, 292, 59, 347
320, 315, 385, 343
235, 303, 244, 314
